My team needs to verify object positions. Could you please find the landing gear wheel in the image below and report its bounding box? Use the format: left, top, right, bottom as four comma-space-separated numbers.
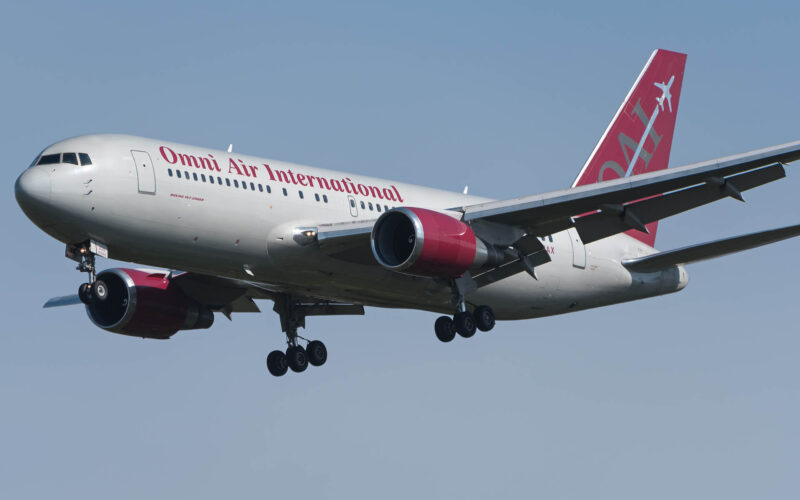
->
434, 316, 457, 342
78, 283, 92, 305
474, 305, 496, 332
454, 311, 476, 338
92, 279, 109, 302
307, 340, 327, 366
286, 345, 308, 373
266, 350, 288, 377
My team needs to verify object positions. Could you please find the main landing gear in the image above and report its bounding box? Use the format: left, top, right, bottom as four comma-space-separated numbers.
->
266, 295, 335, 377
434, 277, 495, 342
434, 305, 495, 342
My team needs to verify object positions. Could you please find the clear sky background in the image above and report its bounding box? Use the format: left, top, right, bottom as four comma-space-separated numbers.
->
1, 1, 799, 498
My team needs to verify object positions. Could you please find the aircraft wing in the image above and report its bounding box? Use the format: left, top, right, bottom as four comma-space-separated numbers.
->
43, 270, 365, 319
622, 223, 800, 272
459, 140, 800, 244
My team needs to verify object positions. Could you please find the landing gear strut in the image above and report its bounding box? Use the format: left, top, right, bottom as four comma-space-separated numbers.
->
433, 277, 495, 343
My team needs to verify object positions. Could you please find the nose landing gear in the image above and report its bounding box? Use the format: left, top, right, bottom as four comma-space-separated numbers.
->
70, 241, 109, 306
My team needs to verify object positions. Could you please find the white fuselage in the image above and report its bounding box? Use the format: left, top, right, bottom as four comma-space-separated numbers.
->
17, 134, 688, 319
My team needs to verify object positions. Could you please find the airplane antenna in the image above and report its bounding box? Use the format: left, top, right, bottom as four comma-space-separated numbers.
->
227, 144, 233, 153
463, 185, 469, 195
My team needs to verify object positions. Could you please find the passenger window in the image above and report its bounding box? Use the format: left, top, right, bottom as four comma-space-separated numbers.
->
234, 180, 239, 188
209, 176, 214, 184
323, 195, 328, 203
78, 153, 92, 166
299, 191, 304, 199
226, 178, 231, 186
266, 185, 272, 193
360, 201, 365, 209
350, 199, 355, 208
242, 182, 247, 190
368, 202, 373, 211
176, 170, 182, 178
384, 205, 389, 211
201, 174, 207, 182
62, 153, 78, 165
184, 171, 190, 180
168, 168, 173, 177
37, 154, 60, 165
282, 188, 287, 196
376, 204, 382, 212
314, 193, 320, 202
258, 184, 263, 192
250, 182, 255, 190
193, 173, 198, 181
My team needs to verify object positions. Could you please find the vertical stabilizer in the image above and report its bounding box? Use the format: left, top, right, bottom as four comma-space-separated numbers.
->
572, 49, 687, 246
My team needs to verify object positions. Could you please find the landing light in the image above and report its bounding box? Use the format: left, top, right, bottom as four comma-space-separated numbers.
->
293, 227, 318, 246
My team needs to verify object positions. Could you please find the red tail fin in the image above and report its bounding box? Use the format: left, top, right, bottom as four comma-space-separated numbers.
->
572, 49, 687, 247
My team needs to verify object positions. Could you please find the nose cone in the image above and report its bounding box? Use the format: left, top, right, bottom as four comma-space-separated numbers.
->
15, 168, 52, 222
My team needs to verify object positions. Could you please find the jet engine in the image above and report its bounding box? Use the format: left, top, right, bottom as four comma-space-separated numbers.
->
370, 207, 503, 278
85, 268, 214, 339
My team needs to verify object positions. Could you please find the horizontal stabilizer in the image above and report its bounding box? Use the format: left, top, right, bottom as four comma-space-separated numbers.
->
43, 295, 82, 308
622, 223, 800, 272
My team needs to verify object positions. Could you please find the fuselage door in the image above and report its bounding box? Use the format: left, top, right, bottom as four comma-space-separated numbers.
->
131, 150, 156, 194
348, 195, 358, 217
567, 228, 586, 269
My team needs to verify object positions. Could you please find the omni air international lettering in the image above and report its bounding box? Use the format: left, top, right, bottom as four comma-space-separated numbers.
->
158, 145, 404, 202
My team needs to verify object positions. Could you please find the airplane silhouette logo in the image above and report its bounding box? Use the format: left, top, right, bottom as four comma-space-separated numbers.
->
655, 75, 675, 113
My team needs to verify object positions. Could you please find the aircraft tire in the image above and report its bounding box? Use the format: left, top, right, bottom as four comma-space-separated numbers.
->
474, 305, 496, 332
286, 346, 308, 373
454, 312, 476, 338
435, 316, 457, 342
307, 340, 327, 366
92, 279, 109, 303
78, 283, 92, 305
267, 350, 288, 377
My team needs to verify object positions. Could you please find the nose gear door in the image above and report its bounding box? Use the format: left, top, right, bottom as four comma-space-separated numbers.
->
131, 150, 156, 194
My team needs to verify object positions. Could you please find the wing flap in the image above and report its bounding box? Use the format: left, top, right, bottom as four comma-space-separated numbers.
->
575, 162, 786, 244
622, 223, 800, 272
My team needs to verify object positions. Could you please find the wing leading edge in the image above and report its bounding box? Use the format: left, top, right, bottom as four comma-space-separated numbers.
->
459, 140, 800, 245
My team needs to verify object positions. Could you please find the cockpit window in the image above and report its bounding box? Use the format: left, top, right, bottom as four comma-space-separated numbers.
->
37, 154, 61, 165
79, 153, 92, 166
62, 152, 78, 165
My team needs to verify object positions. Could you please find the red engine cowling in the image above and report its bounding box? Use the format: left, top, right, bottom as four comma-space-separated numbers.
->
86, 268, 214, 339
370, 207, 502, 277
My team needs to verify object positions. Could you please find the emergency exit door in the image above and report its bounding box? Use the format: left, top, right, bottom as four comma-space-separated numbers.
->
131, 150, 156, 194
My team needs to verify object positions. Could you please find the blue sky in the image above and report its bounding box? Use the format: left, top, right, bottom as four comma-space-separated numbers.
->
2, 1, 799, 498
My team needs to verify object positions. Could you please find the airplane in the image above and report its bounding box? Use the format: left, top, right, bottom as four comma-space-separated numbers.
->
655, 75, 674, 112
15, 49, 800, 377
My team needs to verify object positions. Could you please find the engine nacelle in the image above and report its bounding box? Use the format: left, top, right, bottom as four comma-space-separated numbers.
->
370, 207, 503, 278
86, 268, 214, 339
